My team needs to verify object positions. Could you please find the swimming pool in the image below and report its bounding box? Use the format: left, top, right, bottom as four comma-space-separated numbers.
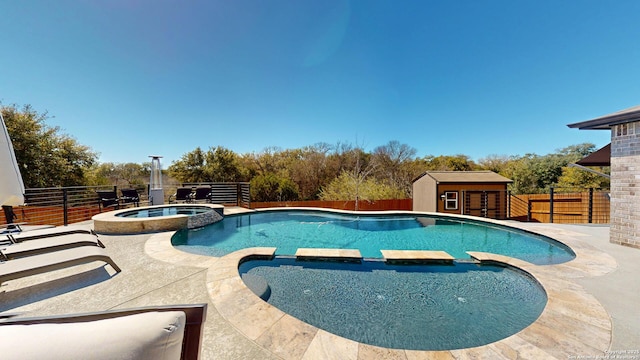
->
239, 257, 547, 350
172, 209, 575, 264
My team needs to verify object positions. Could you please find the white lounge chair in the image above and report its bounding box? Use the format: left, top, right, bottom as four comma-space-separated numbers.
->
1, 233, 104, 260
6, 227, 93, 242
0, 246, 121, 284
0, 303, 207, 360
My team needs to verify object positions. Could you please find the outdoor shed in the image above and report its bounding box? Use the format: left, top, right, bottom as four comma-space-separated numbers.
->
412, 171, 513, 219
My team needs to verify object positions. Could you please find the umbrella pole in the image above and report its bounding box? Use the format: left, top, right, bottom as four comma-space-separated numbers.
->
2, 205, 18, 229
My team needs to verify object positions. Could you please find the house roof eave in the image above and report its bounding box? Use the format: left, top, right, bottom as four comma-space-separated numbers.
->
567, 105, 640, 130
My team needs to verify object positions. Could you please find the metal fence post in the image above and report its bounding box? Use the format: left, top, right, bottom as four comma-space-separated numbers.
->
246, 183, 251, 209
549, 187, 554, 223
588, 188, 594, 223
62, 188, 69, 226
482, 191, 487, 218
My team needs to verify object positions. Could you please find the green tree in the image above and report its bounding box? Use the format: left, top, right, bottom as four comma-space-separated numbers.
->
250, 173, 299, 202
556, 166, 610, 189
346, 145, 376, 210
168, 146, 245, 182
247, 146, 286, 175
87, 162, 148, 187
421, 154, 477, 171
204, 146, 245, 182
1, 104, 97, 187
477, 154, 512, 173
557, 143, 596, 160
501, 143, 599, 194
502, 154, 540, 194
167, 147, 208, 182
320, 171, 404, 201
288, 143, 337, 200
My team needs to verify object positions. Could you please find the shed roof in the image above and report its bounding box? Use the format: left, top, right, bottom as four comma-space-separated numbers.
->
567, 105, 640, 130
413, 171, 512, 184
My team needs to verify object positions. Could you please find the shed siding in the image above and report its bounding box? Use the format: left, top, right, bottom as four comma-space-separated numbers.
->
412, 175, 437, 212
434, 183, 508, 214
412, 171, 510, 219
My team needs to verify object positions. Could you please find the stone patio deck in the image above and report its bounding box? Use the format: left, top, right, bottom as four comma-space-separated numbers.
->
1, 208, 638, 359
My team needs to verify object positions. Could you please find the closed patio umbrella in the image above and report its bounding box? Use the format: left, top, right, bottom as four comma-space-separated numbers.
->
0, 112, 25, 207
568, 143, 611, 179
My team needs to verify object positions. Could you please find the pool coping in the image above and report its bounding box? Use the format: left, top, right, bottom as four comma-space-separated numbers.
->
145, 209, 616, 359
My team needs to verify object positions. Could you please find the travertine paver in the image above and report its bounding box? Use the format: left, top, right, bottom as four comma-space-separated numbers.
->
295, 248, 362, 261
1, 209, 629, 360
256, 314, 318, 359
380, 249, 454, 263
302, 329, 359, 360
140, 212, 619, 359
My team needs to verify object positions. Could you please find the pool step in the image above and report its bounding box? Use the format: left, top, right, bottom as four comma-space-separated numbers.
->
380, 250, 455, 264
295, 248, 362, 262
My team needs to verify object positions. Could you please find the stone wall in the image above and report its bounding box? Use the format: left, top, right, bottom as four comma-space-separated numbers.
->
610, 121, 640, 248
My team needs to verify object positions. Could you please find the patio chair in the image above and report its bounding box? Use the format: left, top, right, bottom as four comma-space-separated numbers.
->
192, 187, 212, 203
120, 188, 140, 207
0, 303, 207, 360
169, 187, 194, 203
0, 245, 121, 285
96, 190, 119, 211
6, 227, 93, 242
2, 233, 105, 260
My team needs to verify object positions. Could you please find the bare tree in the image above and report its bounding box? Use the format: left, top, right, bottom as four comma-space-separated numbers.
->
372, 140, 417, 196
344, 141, 377, 210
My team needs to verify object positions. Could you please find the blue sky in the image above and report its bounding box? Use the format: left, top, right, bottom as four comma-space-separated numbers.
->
1, 1, 634, 166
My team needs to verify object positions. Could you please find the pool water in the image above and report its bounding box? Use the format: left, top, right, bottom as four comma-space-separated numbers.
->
172, 210, 575, 264
116, 206, 212, 218
239, 257, 547, 350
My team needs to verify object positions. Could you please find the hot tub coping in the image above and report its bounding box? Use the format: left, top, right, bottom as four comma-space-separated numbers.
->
92, 204, 224, 234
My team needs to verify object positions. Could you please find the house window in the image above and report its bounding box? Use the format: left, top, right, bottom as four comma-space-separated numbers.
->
444, 191, 458, 210
615, 123, 634, 137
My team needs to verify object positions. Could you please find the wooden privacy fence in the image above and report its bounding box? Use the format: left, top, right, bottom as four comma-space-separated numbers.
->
254, 190, 609, 225
8, 205, 103, 227
1, 186, 608, 227
251, 199, 413, 211
509, 188, 610, 224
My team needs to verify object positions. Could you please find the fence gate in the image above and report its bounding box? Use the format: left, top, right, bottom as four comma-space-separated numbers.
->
464, 191, 500, 218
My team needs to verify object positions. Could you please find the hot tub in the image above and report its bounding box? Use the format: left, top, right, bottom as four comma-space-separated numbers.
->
92, 204, 224, 234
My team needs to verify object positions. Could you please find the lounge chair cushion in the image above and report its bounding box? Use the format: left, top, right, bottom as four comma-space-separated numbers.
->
0, 311, 186, 360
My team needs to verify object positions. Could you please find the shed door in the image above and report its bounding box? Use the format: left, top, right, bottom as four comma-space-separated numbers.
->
464, 191, 500, 218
